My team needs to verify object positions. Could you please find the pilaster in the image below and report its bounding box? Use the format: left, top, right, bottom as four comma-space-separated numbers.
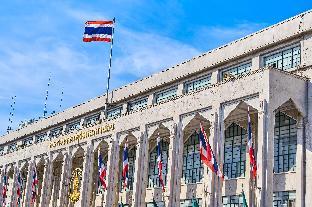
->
296, 118, 305, 207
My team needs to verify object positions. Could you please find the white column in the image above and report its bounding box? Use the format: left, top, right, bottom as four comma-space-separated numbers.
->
105, 140, 118, 207
296, 118, 305, 207
56, 152, 71, 207
76, 144, 94, 207
0, 165, 4, 205
25, 161, 34, 207
41, 157, 53, 207
257, 100, 274, 207
171, 121, 183, 207
166, 124, 177, 207
132, 133, 144, 207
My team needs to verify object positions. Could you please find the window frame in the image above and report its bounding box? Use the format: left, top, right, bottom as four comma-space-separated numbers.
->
153, 86, 178, 104
219, 61, 252, 81
106, 106, 123, 120
262, 44, 301, 71
127, 96, 148, 112
183, 74, 212, 94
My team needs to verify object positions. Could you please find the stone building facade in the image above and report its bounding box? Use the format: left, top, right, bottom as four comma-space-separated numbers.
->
1, 10, 312, 207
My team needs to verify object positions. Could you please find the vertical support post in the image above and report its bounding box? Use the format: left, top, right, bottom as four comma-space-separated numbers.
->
105, 18, 115, 118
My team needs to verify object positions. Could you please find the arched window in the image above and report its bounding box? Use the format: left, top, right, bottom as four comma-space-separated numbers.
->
120, 146, 136, 191
182, 132, 204, 183
274, 111, 297, 173
223, 123, 247, 179
147, 140, 169, 188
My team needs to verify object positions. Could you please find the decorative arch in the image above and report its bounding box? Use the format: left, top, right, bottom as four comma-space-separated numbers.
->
182, 113, 211, 184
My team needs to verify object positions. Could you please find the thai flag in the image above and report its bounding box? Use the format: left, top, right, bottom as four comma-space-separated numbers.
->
157, 137, 165, 192
98, 154, 107, 191
16, 170, 23, 205
122, 140, 129, 190
31, 164, 38, 203
83, 20, 114, 42
199, 123, 224, 180
2, 172, 7, 207
247, 106, 257, 179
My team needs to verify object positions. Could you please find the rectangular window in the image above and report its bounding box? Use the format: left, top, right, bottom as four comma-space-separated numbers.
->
84, 113, 101, 127
273, 191, 296, 207
274, 111, 297, 173
22, 137, 33, 147
154, 87, 177, 104
35, 133, 48, 143
224, 123, 247, 179
128, 97, 148, 112
0, 147, 4, 156
264, 45, 301, 71
8, 143, 17, 153
222, 195, 243, 206
184, 75, 211, 94
221, 62, 252, 81
49, 127, 63, 139
65, 121, 81, 134
107, 107, 122, 120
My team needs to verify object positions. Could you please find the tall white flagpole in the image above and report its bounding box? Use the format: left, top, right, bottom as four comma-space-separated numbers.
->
105, 18, 115, 118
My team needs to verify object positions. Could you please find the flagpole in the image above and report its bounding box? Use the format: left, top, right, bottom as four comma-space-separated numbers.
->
105, 18, 115, 118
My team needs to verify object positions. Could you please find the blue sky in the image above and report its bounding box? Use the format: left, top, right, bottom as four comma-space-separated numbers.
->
0, 0, 311, 135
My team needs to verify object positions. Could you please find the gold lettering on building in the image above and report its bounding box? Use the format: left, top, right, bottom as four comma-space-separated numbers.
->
49, 123, 115, 148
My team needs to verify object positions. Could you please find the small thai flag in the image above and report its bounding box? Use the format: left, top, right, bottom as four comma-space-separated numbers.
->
83, 20, 114, 42
98, 154, 107, 191
16, 170, 23, 205
31, 164, 38, 203
122, 139, 129, 190
199, 123, 224, 180
248, 106, 257, 179
2, 172, 7, 207
157, 137, 165, 192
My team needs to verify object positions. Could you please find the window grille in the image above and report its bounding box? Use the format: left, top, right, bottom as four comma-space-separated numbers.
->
128, 97, 148, 112
8, 143, 17, 153
180, 199, 202, 207
49, 127, 63, 139
221, 62, 252, 81
223, 123, 247, 179
147, 140, 169, 188
22, 137, 33, 147
107, 107, 122, 120
273, 191, 296, 207
184, 75, 211, 94
274, 111, 297, 173
120, 146, 136, 191
154, 87, 177, 104
84, 113, 100, 127
65, 121, 80, 134
182, 132, 204, 184
222, 195, 244, 206
264, 46, 301, 71
35, 133, 48, 143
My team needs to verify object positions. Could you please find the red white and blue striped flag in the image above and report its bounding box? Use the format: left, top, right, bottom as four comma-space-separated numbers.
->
1, 171, 7, 207
247, 107, 257, 179
122, 139, 129, 190
199, 123, 224, 180
31, 164, 38, 203
83, 20, 114, 42
16, 169, 23, 205
98, 154, 107, 191
157, 137, 165, 192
